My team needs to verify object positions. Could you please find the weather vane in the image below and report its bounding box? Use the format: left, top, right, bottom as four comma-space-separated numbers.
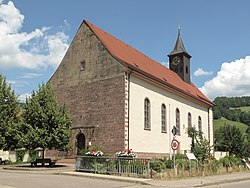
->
178, 21, 181, 35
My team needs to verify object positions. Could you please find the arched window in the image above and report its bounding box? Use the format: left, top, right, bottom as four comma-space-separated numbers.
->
176, 108, 180, 135
198, 116, 202, 132
161, 104, 167, 132
144, 98, 151, 130
188, 113, 192, 128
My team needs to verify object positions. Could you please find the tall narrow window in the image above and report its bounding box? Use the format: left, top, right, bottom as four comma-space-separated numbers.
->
188, 113, 192, 128
186, 66, 189, 74
198, 116, 202, 132
144, 98, 151, 130
161, 104, 167, 133
176, 108, 180, 135
80, 61, 85, 71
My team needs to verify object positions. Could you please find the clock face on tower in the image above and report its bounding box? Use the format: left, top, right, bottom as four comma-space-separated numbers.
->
172, 56, 181, 66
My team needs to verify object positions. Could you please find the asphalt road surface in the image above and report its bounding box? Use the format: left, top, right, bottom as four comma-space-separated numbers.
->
0, 171, 156, 188
205, 179, 250, 188
1, 171, 250, 188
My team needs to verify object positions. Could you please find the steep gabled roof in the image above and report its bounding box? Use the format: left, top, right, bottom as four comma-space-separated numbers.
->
84, 20, 214, 106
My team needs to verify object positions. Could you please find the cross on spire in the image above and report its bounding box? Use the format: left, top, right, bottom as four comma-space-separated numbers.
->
178, 21, 181, 36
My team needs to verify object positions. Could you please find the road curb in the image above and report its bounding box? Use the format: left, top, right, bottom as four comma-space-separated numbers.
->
57, 171, 152, 185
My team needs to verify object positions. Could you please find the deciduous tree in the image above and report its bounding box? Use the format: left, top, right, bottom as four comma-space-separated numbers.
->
22, 83, 72, 159
0, 74, 22, 150
188, 127, 212, 162
214, 123, 245, 156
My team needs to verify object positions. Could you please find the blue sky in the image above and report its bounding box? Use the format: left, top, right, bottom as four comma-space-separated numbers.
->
1, 0, 250, 101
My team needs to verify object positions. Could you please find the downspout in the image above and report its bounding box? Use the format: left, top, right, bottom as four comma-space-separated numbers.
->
208, 108, 210, 142
208, 107, 214, 154
127, 71, 131, 150
169, 104, 172, 159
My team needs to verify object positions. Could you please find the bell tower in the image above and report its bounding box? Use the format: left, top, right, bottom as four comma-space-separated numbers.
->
168, 25, 191, 83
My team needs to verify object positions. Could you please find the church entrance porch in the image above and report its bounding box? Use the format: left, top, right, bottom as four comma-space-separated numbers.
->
73, 125, 96, 156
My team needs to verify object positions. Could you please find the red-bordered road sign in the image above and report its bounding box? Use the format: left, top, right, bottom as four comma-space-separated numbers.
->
171, 139, 179, 150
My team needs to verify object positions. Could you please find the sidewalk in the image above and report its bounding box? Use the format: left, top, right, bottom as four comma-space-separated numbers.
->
60, 171, 250, 187
148, 172, 250, 187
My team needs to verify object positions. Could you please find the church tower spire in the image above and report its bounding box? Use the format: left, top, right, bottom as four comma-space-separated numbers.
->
168, 25, 192, 83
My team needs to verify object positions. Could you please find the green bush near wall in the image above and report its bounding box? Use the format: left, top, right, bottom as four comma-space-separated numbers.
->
16, 150, 25, 162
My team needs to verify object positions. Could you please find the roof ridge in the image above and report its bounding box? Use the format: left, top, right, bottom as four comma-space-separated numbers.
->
83, 20, 213, 106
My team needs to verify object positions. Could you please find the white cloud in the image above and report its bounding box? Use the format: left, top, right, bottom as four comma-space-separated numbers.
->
7, 79, 29, 87
200, 56, 250, 100
18, 92, 31, 103
20, 72, 42, 79
161, 61, 169, 68
0, 1, 69, 70
194, 68, 213, 76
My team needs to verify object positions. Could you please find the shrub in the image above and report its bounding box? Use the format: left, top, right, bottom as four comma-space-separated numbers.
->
150, 159, 165, 173
16, 150, 25, 162
175, 153, 185, 160
164, 159, 174, 169
78, 148, 88, 156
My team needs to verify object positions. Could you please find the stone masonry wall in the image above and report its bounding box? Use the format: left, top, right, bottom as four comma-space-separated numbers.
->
49, 21, 126, 155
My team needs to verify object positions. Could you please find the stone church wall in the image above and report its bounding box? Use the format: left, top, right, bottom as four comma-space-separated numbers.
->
49, 22, 126, 155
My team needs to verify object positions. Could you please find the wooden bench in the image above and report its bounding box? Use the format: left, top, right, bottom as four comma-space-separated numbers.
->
31, 158, 56, 167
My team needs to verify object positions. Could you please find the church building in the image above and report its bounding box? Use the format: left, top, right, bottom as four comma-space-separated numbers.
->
49, 20, 214, 158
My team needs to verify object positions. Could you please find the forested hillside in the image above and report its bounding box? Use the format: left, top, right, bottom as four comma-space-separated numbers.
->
213, 96, 250, 156
213, 96, 250, 125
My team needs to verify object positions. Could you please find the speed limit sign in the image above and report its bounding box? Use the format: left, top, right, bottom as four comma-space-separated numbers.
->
171, 139, 179, 150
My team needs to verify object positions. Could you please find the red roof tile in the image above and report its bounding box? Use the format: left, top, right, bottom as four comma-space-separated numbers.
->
84, 20, 214, 106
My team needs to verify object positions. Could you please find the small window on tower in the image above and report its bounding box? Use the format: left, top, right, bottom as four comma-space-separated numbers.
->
186, 66, 189, 74
80, 61, 85, 71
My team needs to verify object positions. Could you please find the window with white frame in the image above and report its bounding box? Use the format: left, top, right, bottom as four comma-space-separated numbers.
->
144, 98, 151, 130
161, 104, 167, 133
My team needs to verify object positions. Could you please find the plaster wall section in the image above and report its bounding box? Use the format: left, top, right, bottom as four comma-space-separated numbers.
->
129, 75, 213, 155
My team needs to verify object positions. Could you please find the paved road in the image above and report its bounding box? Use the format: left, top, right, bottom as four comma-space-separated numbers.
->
0, 171, 156, 188
205, 179, 250, 188
1, 168, 250, 188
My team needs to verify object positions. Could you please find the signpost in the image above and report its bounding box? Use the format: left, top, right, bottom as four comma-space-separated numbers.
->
171, 126, 180, 177
185, 153, 198, 176
171, 139, 179, 150
171, 138, 179, 177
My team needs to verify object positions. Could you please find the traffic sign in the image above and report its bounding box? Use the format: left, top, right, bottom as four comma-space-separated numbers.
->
171, 126, 178, 136
171, 139, 179, 150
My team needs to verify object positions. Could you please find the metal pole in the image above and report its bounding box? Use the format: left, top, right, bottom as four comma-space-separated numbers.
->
173, 149, 176, 177
147, 160, 150, 179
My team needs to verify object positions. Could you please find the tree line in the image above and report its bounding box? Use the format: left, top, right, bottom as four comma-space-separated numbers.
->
0, 74, 72, 156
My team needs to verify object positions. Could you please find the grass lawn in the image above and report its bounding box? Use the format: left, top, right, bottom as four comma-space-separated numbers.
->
230, 106, 250, 112
214, 117, 248, 135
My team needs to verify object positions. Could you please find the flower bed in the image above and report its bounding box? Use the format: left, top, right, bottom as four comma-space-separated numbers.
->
116, 149, 136, 158
86, 150, 103, 157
